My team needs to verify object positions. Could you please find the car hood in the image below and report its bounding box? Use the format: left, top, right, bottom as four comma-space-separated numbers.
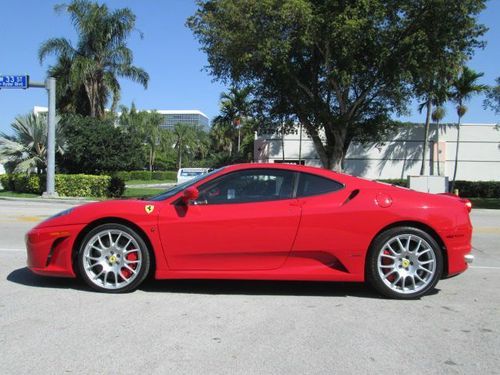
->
35, 199, 161, 229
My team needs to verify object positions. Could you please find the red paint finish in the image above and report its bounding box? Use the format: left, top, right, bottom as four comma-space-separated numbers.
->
25, 163, 473, 288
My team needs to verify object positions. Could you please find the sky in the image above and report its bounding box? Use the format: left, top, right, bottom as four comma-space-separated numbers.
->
0, 0, 498, 136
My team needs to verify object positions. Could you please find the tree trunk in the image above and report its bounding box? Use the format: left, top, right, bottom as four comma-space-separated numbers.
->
177, 140, 182, 170
436, 119, 441, 176
420, 100, 432, 175
450, 115, 462, 192
308, 126, 345, 171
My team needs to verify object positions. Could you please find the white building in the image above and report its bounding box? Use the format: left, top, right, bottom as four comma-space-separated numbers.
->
33, 107, 210, 130
254, 123, 500, 181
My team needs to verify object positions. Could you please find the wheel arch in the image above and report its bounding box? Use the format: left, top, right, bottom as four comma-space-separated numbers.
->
72, 217, 156, 277
366, 220, 448, 277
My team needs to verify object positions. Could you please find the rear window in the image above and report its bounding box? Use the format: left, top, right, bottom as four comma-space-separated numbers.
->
297, 173, 343, 197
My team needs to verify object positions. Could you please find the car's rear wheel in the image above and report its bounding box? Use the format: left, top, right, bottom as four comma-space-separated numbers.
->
366, 227, 443, 299
77, 223, 150, 293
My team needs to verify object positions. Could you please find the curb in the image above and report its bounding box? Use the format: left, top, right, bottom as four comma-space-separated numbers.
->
0, 196, 97, 205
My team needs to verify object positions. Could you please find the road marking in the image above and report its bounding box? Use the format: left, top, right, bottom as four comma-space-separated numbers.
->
470, 266, 500, 270
474, 227, 500, 234
0, 248, 25, 252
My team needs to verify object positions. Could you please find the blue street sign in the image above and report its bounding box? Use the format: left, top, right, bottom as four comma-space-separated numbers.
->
0, 75, 29, 89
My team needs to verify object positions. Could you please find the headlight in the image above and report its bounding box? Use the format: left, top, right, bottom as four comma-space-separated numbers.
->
48, 208, 74, 220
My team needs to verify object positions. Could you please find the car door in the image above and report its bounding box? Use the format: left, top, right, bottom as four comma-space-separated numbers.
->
158, 169, 301, 271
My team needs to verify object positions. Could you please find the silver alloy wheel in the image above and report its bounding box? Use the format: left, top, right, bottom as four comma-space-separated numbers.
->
377, 234, 437, 295
82, 229, 142, 290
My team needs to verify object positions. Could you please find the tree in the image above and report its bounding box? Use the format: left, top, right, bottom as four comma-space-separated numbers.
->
171, 123, 201, 169
219, 86, 253, 152
484, 77, 500, 115
59, 115, 145, 173
415, 72, 453, 175
120, 105, 165, 172
449, 66, 486, 191
0, 114, 65, 174
39, 0, 149, 118
188, 0, 487, 170
431, 106, 446, 176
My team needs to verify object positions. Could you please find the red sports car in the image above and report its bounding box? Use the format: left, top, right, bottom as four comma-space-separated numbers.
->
26, 163, 473, 298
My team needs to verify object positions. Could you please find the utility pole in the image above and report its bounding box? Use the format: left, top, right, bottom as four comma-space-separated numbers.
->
25, 77, 58, 197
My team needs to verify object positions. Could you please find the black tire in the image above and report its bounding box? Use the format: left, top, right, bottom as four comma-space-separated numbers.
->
77, 223, 150, 293
366, 226, 443, 299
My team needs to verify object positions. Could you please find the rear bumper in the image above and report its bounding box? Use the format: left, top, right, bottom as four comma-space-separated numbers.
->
26, 224, 85, 277
440, 223, 473, 277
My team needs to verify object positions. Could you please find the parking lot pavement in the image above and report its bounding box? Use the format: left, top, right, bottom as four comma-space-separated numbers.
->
0, 200, 499, 374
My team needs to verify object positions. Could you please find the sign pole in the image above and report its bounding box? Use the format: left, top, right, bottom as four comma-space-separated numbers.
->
27, 77, 58, 197
43, 77, 57, 197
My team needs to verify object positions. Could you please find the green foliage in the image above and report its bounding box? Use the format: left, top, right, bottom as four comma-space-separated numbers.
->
1, 173, 119, 197
39, 0, 149, 118
107, 176, 126, 198
189, 0, 487, 170
452, 181, 500, 199
119, 105, 166, 171
483, 77, 500, 115
114, 170, 177, 181
59, 115, 145, 174
0, 113, 65, 174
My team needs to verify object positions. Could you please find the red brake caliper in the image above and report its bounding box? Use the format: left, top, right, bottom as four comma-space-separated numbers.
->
121, 252, 138, 279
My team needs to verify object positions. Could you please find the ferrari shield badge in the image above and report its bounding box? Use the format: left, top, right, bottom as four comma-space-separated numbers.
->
145, 205, 155, 214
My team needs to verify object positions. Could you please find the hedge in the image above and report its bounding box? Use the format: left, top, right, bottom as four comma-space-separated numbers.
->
0, 174, 125, 198
452, 181, 500, 199
376, 178, 500, 198
114, 170, 177, 181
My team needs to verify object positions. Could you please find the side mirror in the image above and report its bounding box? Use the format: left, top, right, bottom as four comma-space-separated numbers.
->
182, 187, 199, 204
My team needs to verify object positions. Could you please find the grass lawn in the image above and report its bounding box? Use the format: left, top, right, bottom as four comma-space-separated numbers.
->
0, 190, 39, 198
469, 198, 500, 210
125, 179, 175, 185
122, 187, 165, 198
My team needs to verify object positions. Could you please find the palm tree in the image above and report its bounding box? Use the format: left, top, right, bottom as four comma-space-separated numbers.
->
211, 101, 238, 155
450, 67, 486, 192
39, 0, 149, 119
172, 123, 199, 169
431, 106, 446, 176
219, 86, 253, 152
120, 105, 164, 172
0, 114, 65, 174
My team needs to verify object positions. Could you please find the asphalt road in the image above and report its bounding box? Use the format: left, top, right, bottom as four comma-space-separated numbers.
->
0, 199, 499, 374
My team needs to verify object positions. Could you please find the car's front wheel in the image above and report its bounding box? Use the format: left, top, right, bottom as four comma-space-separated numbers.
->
366, 227, 443, 299
77, 223, 150, 293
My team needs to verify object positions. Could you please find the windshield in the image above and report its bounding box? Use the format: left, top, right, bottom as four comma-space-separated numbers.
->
148, 167, 224, 201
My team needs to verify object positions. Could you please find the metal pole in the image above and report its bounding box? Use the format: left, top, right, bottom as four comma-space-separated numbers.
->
42, 77, 58, 197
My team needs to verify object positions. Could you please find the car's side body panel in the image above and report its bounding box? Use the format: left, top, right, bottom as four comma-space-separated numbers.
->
157, 198, 302, 271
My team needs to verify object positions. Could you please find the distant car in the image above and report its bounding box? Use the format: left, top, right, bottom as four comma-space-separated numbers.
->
177, 168, 211, 184
25, 163, 473, 298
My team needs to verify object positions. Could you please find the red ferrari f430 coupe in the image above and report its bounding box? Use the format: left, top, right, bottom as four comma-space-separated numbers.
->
26, 163, 473, 299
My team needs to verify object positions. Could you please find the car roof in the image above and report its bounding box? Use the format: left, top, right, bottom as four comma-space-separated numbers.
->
221, 163, 367, 185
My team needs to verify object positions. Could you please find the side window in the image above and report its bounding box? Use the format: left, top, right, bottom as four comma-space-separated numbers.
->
197, 169, 295, 204
297, 173, 343, 197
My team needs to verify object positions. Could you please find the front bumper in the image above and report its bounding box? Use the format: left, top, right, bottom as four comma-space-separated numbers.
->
26, 224, 85, 277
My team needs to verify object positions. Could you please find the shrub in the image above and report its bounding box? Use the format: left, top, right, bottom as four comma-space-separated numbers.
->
377, 179, 409, 188
452, 181, 500, 198
0, 174, 14, 191
1, 174, 124, 198
108, 176, 126, 198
